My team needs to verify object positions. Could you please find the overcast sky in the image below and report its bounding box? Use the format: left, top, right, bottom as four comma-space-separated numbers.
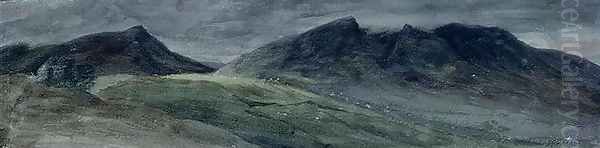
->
1, 0, 600, 63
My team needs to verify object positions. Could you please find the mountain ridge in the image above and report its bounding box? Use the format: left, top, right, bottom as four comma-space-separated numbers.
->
220, 16, 600, 115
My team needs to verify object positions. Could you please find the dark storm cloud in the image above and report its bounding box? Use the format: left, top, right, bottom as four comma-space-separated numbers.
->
1, 0, 600, 62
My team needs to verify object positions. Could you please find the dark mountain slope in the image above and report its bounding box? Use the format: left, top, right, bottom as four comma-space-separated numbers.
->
220, 17, 378, 82
220, 16, 600, 115
0, 26, 215, 88
0, 43, 60, 75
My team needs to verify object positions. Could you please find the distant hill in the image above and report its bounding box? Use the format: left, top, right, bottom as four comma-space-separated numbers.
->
0, 25, 215, 88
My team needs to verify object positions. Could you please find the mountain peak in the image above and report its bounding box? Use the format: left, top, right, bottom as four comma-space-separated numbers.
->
402, 24, 414, 30
330, 16, 358, 25
126, 25, 147, 32
304, 16, 361, 36
326, 16, 358, 28
122, 25, 154, 41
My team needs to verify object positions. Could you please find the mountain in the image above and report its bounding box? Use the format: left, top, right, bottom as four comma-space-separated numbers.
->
220, 16, 600, 109
220, 16, 600, 143
0, 25, 215, 88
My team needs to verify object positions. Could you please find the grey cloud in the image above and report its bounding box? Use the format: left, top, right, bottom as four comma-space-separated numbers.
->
1, 0, 600, 62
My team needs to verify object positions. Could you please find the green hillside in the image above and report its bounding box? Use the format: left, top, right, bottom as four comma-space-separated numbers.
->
97, 74, 548, 148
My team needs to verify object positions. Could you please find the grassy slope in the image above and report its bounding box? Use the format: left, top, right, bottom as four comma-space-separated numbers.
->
0, 73, 555, 147
98, 74, 548, 148
0, 74, 259, 148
